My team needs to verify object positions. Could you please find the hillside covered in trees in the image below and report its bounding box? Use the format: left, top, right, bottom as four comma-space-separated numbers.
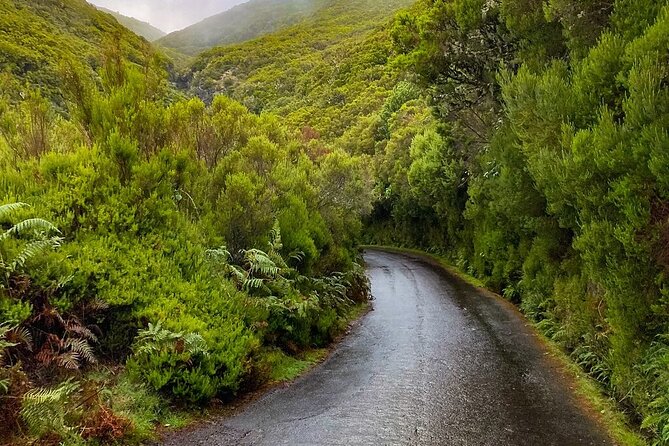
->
184, 0, 415, 143
157, 0, 328, 55
0, 0, 163, 108
1, 0, 669, 444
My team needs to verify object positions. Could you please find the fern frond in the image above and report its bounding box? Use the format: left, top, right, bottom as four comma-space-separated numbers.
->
133, 321, 181, 355
21, 379, 80, 436
36, 348, 56, 365
290, 251, 305, 264
65, 320, 97, 342
57, 273, 74, 289
5, 325, 33, 351
131, 321, 209, 362
0, 202, 29, 221
0, 324, 18, 356
9, 236, 62, 271
65, 338, 96, 364
244, 277, 265, 290
0, 218, 60, 241
244, 249, 279, 277
206, 246, 232, 262
56, 351, 80, 370
229, 264, 246, 283
269, 220, 283, 252
183, 333, 208, 356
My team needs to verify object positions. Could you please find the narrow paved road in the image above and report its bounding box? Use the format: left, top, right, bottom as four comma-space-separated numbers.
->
162, 249, 612, 445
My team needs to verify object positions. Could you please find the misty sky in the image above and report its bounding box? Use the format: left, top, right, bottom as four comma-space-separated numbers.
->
88, 0, 248, 33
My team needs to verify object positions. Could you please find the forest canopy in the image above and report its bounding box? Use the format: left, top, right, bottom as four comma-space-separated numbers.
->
1, 0, 669, 444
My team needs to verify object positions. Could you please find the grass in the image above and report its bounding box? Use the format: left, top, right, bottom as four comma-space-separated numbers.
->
260, 302, 370, 383
261, 348, 329, 383
82, 368, 193, 444
360, 244, 648, 446
540, 341, 647, 446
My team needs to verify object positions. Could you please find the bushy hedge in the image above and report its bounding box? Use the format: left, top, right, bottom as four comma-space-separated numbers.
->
0, 43, 373, 443
369, 0, 669, 443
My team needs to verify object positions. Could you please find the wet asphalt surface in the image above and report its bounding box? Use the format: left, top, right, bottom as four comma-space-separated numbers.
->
161, 249, 612, 446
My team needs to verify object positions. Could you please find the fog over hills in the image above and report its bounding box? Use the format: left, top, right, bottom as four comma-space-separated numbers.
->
88, 0, 247, 32
97, 6, 166, 41
157, 0, 327, 55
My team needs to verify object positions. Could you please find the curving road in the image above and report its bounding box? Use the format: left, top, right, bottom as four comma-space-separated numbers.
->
162, 249, 612, 446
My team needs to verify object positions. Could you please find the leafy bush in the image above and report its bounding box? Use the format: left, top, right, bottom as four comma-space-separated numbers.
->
368, 1, 669, 443
127, 322, 217, 404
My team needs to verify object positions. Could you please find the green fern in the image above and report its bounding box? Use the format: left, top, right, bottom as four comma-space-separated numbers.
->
0, 217, 60, 242
182, 332, 209, 356
0, 323, 18, 353
0, 323, 32, 361
267, 221, 288, 268
9, 236, 62, 271
133, 321, 208, 357
0, 203, 62, 279
20, 379, 80, 436
206, 246, 233, 262
0, 324, 18, 375
0, 202, 29, 221
244, 249, 280, 277
133, 321, 181, 355
207, 245, 284, 292
206, 246, 246, 282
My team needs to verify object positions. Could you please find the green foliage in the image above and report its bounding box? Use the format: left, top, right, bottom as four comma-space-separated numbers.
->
0, 8, 375, 440
641, 336, 669, 444
365, 0, 669, 443
0, 323, 17, 393
0, 0, 164, 107
20, 379, 80, 437
127, 322, 216, 404
207, 225, 368, 352
185, 0, 414, 142
0, 202, 62, 324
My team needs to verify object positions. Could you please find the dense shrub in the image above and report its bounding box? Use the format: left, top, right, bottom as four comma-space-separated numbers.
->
367, 0, 669, 442
0, 28, 373, 441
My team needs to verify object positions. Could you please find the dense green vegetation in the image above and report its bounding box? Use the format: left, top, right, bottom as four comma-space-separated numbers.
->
0, 6, 373, 442
186, 0, 669, 442
158, 0, 328, 56
364, 0, 669, 443
185, 0, 414, 143
2, 0, 669, 443
0, 0, 165, 108
97, 7, 167, 41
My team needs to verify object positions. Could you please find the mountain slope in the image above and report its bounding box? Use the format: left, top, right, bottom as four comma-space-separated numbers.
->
98, 7, 166, 41
157, 0, 328, 55
0, 0, 158, 105
186, 0, 414, 141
